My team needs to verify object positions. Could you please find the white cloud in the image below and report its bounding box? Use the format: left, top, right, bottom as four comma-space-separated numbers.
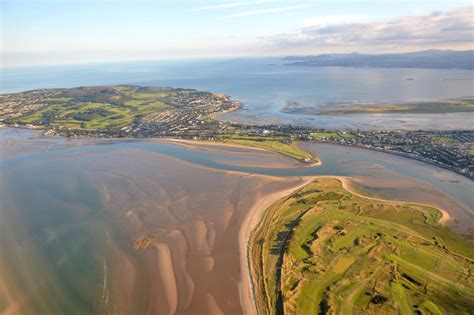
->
302, 15, 373, 28
262, 6, 474, 52
220, 5, 308, 19
193, 0, 280, 11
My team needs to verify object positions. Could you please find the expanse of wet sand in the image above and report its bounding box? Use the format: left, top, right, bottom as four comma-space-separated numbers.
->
85, 149, 307, 314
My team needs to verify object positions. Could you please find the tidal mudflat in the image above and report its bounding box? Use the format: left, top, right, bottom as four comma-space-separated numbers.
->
0, 129, 306, 314
0, 128, 473, 314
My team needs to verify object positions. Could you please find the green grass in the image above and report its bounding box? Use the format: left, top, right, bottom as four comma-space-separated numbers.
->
124, 100, 147, 106
9, 86, 171, 132
126, 91, 168, 99
249, 178, 474, 315
220, 135, 315, 163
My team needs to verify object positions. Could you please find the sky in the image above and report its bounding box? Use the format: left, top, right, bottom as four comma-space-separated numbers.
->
1, 0, 473, 67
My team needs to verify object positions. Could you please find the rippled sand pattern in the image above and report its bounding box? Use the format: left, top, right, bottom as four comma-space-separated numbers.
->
0, 136, 305, 314
86, 151, 306, 314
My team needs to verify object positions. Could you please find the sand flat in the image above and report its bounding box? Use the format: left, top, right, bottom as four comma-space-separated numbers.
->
83, 147, 307, 314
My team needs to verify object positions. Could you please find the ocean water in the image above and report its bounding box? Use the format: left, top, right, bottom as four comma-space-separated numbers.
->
2, 57, 473, 130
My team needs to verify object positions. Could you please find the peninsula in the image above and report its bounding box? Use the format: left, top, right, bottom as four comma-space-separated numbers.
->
249, 177, 474, 314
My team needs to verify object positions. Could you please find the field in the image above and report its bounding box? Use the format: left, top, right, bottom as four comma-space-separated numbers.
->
220, 135, 316, 163
249, 177, 474, 315
319, 98, 474, 115
2, 86, 173, 131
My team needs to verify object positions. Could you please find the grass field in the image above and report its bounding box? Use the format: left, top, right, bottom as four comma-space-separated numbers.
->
7, 86, 171, 131
249, 178, 474, 315
220, 135, 316, 163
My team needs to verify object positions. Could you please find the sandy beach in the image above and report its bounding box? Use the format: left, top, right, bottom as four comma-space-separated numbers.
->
238, 176, 313, 314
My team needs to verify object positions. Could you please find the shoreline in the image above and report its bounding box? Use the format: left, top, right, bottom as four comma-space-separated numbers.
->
333, 176, 451, 224
308, 140, 474, 181
238, 176, 314, 315
155, 138, 322, 167
242, 175, 453, 314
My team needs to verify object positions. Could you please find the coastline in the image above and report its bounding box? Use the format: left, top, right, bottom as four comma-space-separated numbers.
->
307, 140, 474, 181
238, 176, 314, 315
2, 126, 470, 180
333, 176, 451, 224
154, 138, 322, 167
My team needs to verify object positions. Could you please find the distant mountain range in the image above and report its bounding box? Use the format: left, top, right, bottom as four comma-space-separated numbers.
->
283, 50, 474, 70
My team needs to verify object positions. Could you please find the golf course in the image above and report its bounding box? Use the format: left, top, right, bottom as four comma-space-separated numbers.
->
249, 177, 474, 314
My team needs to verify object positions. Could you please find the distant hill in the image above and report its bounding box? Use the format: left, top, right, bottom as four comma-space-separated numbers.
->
284, 50, 474, 70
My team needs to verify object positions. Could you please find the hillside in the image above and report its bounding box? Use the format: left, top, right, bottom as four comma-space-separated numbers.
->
284, 50, 474, 70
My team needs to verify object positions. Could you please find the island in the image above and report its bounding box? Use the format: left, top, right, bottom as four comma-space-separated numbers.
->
282, 98, 474, 115
249, 177, 474, 314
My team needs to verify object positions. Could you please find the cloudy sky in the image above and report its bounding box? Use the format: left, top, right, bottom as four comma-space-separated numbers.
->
1, 0, 473, 67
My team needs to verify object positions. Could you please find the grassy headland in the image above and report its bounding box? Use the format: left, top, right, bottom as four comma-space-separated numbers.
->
219, 135, 316, 163
249, 177, 474, 315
